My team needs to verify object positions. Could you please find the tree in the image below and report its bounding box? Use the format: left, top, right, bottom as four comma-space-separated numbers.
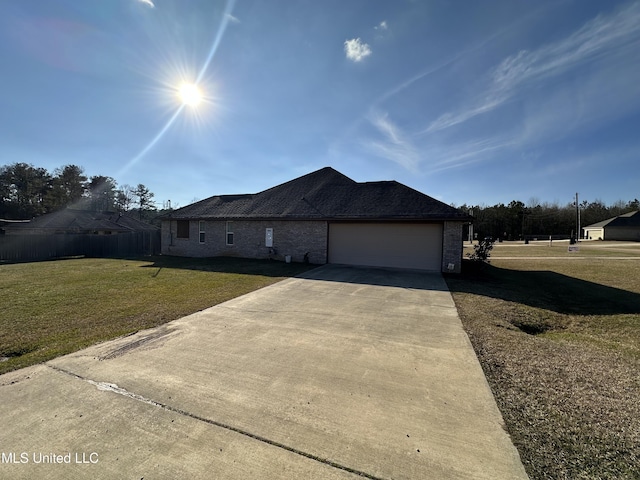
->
115, 184, 135, 212
87, 176, 117, 211
0, 163, 51, 218
133, 183, 156, 220
48, 165, 87, 210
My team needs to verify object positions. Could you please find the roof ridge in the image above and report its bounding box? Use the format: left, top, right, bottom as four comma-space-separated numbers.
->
257, 166, 354, 195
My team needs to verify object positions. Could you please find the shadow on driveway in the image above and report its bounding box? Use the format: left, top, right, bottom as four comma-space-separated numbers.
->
298, 264, 449, 291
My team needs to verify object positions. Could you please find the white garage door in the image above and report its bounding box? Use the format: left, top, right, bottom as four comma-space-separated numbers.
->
328, 223, 443, 271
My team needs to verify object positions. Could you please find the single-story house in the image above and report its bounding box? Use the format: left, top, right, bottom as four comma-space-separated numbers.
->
162, 167, 470, 273
1, 208, 159, 235
583, 210, 640, 241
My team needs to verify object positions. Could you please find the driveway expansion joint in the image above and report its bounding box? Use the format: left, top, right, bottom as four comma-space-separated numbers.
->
46, 363, 388, 480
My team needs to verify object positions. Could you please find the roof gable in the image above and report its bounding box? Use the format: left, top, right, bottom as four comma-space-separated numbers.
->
167, 167, 468, 221
584, 210, 640, 228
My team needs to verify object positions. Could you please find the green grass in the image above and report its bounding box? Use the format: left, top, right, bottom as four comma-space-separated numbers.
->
0, 256, 316, 375
445, 253, 640, 479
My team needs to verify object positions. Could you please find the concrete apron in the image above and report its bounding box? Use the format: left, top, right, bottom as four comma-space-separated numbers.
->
0, 265, 528, 480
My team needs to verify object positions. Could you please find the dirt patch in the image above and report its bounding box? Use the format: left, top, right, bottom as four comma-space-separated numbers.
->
99, 326, 177, 360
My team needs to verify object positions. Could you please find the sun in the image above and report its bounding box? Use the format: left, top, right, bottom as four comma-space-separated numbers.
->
178, 83, 202, 107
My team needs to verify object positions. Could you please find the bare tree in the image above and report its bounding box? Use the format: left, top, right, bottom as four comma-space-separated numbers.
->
115, 184, 135, 212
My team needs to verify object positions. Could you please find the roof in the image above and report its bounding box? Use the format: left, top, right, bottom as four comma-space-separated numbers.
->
584, 210, 640, 229
166, 167, 470, 221
4, 209, 159, 233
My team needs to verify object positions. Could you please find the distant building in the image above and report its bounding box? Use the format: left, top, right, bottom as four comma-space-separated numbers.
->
583, 210, 640, 241
1, 208, 158, 236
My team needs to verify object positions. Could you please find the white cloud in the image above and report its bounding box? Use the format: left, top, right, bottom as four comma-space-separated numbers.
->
344, 38, 372, 62
225, 13, 240, 24
137, 0, 155, 7
427, 1, 640, 133
375, 21, 388, 30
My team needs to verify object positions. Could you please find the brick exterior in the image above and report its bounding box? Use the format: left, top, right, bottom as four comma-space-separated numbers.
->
162, 219, 466, 272
441, 221, 464, 274
162, 220, 328, 264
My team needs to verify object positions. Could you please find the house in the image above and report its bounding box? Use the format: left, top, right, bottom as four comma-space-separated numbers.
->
583, 210, 640, 241
161, 167, 470, 273
1, 208, 159, 235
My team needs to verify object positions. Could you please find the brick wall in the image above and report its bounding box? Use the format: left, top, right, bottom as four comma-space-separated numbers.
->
162, 218, 466, 272
162, 219, 328, 264
441, 221, 464, 273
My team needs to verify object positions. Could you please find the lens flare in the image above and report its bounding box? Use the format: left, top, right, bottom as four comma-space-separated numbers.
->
178, 83, 202, 106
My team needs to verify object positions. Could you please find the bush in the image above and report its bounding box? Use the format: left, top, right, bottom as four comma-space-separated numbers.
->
467, 237, 496, 263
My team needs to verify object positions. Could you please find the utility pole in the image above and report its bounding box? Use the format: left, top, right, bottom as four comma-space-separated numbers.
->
575, 192, 580, 242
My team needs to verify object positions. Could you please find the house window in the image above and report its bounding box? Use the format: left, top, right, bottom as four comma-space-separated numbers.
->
177, 220, 189, 239
226, 221, 234, 245
199, 221, 205, 243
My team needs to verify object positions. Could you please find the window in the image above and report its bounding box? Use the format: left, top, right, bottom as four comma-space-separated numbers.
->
226, 221, 234, 245
177, 220, 189, 239
199, 221, 205, 243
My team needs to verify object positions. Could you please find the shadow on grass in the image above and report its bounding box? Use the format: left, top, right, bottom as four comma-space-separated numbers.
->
446, 261, 640, 316
137, 255, 318, 278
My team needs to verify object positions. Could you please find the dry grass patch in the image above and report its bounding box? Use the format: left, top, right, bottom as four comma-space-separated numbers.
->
470, 240, 640, 258
446, 258, 640, 479
0, 256, 316, 375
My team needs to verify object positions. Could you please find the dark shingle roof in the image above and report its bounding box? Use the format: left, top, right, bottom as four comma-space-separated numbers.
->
584, 210, 640, 228
167, 167, 469, 221
6, 209, 159, 233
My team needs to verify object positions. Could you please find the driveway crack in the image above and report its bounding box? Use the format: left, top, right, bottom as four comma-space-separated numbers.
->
47, 364, 387, 480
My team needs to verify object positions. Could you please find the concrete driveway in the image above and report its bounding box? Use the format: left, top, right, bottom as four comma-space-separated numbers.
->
0, 265, 528, 479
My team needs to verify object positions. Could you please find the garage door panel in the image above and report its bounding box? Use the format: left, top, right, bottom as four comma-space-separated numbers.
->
328, 223, 442, 271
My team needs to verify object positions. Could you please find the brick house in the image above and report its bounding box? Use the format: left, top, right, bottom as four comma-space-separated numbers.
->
161, 167, 470, 273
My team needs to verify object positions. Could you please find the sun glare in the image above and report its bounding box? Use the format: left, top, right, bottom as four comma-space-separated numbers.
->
178, 83, 202, 106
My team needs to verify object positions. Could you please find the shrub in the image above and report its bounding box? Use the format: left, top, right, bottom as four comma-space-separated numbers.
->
467, 237, 496, 263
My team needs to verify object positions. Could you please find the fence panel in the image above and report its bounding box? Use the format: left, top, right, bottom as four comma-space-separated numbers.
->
0, 231, 160, 263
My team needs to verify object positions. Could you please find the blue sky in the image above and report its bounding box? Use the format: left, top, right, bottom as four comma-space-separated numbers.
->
1, 0, 639, 210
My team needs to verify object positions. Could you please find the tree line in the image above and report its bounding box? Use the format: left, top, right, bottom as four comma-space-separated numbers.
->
458, 198, 640, 241
0, 162, 157, 221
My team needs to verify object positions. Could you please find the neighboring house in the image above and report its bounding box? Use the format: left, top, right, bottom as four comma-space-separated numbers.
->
161, 167, 471, 273
583, 210, 640, 241
1, 208, 159, 235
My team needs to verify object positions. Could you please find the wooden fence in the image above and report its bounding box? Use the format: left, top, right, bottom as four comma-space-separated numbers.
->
0, 231, 161, 263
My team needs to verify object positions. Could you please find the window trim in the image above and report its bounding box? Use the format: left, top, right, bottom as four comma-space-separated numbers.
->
199, 221, 205, 243
226, 221, 234, 245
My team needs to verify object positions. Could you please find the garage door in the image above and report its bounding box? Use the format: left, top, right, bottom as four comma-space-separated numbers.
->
328, 223, 443, 271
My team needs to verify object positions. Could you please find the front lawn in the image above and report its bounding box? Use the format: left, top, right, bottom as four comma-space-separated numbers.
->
0, 256, 316, 375
445, 256, 640, 479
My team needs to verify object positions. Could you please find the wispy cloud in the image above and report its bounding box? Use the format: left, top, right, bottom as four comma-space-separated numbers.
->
375, 21, 388, 31
137, 0, 155, 8
427, 1, 640, 133
426, 137, 516, 173
364, 111, 420, 172
344, 38, 372, 62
